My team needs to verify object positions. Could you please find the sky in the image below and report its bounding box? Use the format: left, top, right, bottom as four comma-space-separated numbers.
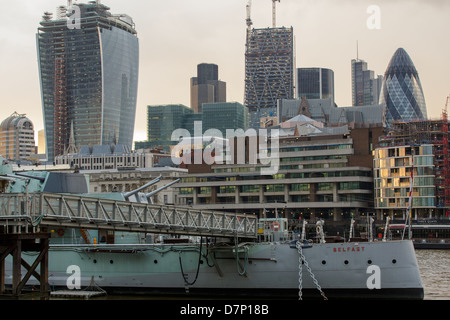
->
0, 0, 449, 143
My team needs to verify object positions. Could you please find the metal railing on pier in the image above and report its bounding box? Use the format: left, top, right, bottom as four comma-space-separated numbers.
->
0, 193, 257, 238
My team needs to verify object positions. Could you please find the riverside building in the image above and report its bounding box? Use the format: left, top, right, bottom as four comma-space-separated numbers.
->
374, 119, 450, 220
176, 126, 384, 222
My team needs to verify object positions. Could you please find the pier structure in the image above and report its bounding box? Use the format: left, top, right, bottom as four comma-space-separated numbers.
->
0, 192, 257, 298
0, 232, 50, 298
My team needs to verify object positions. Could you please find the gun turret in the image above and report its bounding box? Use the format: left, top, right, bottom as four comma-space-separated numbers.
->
145, 178, 181, 202
14, 172, 46, 182
123, 175, 162, 200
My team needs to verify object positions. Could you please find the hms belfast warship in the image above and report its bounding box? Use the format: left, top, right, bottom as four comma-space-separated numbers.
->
0, 158, 423, 299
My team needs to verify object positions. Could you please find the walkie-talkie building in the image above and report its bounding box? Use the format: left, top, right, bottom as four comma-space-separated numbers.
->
37, 1, 139, 161
244, 27, 294, 128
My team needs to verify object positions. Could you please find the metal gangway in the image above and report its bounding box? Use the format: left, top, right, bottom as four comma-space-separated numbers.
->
0, 193, 257, 239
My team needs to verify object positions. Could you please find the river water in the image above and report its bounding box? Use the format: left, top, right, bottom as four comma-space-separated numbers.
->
415, 249, 450, 300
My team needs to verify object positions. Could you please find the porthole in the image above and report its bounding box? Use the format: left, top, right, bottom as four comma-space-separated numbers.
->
154, 259, 158, 264
321, 260, 326, 265
367, 259, 372, 264
344, 260, 349, 265
110, 260, 114, 264
392, 259, 397, 264
93, 259, 97, 264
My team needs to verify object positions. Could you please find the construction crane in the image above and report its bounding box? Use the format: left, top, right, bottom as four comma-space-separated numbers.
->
443, 95, 450, 122
272, 0, 280, 28
247, 1, 281, 30
246, 0, 253, 37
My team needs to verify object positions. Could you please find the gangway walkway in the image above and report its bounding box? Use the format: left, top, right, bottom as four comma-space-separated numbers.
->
0, 193, 258, 239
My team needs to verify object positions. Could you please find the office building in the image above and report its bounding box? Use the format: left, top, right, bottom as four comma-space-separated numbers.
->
137, 102, 249, 152
190, 63, 226, 113
351, 59, 383, 106
379, 48, 427, 127
202, 102, 249, 135
0, 112, 35, 161
244, 27, 294, 128
176, 125, 384, 221
139, 104, 196, 152
297, 68, 335, 104
37, 1, 139, 161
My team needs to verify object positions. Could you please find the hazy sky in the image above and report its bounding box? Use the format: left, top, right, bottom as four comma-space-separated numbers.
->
0, 0, 449, 142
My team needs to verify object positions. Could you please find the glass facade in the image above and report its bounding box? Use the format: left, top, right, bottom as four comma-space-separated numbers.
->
37, 2, 139, 161
374, 145, 435, 210
379, 48, 427, 126
297, 68, 334, 103
351, 59, 382, 107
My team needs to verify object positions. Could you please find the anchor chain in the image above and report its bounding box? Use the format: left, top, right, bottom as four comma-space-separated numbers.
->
296, 241, 327, 300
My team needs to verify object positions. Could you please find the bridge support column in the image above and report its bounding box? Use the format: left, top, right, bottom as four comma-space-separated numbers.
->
0, 233, 50, 299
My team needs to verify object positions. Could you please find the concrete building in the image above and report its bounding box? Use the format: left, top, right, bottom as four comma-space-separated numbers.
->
86, 167, 187, 205
0, 112, 35, 161
176, 126, 384, 223
55, 143, 171, 171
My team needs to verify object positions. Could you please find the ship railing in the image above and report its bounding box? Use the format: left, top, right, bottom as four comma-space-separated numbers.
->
0, 193, 258, 239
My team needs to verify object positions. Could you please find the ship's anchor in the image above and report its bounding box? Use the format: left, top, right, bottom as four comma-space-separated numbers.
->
296, 241, 327, 300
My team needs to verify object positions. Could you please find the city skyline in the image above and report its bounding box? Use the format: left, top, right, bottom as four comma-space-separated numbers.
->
0, 0, 449, 143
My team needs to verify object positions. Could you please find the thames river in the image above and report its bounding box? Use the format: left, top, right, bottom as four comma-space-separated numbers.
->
415, 249, 450, 300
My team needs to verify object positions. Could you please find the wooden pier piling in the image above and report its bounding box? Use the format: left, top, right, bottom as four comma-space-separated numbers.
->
0, 232, 51, 299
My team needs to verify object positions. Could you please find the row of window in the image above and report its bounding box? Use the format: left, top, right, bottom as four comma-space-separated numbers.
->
180, 182, 373, 195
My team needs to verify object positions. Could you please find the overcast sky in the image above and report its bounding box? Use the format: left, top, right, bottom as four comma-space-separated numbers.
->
0, 0, 449, 142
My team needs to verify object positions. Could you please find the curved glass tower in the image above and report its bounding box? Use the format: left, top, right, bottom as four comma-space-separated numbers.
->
379, 48, 427, 127
37, 2, 139, 161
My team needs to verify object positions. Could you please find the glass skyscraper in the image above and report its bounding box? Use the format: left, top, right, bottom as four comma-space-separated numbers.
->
297, 68, 334, 103
37, 1, 139, 161
351, 59, 382, 107
379, 48, 427, 127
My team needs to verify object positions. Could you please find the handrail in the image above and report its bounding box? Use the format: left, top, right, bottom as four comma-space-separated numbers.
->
0, 193, 257, 239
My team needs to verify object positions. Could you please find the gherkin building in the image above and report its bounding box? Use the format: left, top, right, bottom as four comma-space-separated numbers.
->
379, 48, 427, 127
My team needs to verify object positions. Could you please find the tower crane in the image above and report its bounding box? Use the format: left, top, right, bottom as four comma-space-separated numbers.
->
444, 95, 450, 122
272, 0, 280, 28
246, 0, 253, 31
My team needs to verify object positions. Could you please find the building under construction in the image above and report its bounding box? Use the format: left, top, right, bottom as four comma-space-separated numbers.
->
37, 1, 139, 161
374, 115, 450, 219
244, 1, 294, 128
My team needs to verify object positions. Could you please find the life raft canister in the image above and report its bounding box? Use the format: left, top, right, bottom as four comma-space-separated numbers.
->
271, 222, 280, 231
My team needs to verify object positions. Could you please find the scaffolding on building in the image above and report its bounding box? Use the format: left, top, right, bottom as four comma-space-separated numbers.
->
54, 56, 68, 158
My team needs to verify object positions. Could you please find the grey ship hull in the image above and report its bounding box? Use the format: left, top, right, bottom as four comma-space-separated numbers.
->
6, 239, 423, 299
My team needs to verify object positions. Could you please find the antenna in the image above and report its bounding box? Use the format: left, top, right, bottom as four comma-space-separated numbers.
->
272, 0, 280, 28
